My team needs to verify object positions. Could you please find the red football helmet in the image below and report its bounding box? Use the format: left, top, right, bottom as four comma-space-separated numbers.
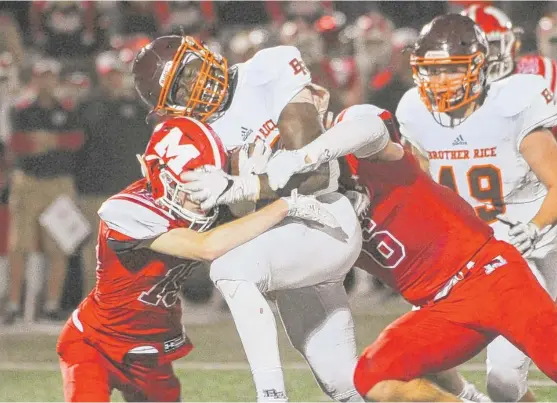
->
461, 5, 522, 83
138, 116, 227, 231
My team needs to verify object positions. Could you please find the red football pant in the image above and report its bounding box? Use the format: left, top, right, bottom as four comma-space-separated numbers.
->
354, 239, 557, 396
58, 324, 181, 402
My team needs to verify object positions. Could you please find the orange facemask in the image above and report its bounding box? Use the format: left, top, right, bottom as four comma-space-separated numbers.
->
155, 36, 229, 123
410, 51, 486, 113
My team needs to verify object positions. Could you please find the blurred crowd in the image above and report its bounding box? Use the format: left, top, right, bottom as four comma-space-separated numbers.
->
0, 0, 555, 325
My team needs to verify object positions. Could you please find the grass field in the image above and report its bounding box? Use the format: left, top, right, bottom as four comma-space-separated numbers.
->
0, 299, 555, 401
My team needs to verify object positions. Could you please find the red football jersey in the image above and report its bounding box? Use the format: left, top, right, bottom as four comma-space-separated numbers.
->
73, 179, 194, 364
339, 105, 494, 306
515, 54, 557, 94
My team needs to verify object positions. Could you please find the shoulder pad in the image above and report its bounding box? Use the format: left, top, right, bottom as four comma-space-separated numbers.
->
246, 45, 308, 86
487, 74, 550, 117
395, 87, 424, 123
98, 196, 170, 241
335, 104, 388, 125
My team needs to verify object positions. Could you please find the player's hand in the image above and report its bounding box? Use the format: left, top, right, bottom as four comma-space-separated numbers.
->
345, 190, 370, 220
282, 189, 341, 229
181, 166, 260, 211
266, 149, 322, 191
497, 214, 544, 257
238, 138, 272, 175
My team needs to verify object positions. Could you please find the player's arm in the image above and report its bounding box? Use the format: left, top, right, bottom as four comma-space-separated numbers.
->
265, 107, 403, 190
520, 128, 557, 229
142, 199, 290, 261
401, 137, 431, 174
257, 99, 331, 199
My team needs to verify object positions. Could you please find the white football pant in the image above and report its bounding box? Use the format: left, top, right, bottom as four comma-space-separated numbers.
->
211, 192, 363, 402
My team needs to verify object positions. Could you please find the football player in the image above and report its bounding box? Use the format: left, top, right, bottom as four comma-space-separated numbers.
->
263, 102, 557, 402
462, 4, 557, 96
131, 37, 363, 401
56, 116, 337, 402
396, 14, 557, 402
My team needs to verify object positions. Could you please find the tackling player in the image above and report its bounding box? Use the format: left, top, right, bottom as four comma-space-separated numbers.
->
263, 102, 557, 402
396, 13, 557, 402
131, 36, 363, 401
56, 116, 337, 402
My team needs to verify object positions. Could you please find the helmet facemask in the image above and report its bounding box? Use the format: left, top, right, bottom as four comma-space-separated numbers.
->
156, 37, 229, 123
411, 51, 486, 116
485, 30, 517, 83
139, 154, 218, 232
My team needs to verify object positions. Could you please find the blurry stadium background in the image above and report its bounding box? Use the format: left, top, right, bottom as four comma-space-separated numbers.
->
0, 1, 556, 401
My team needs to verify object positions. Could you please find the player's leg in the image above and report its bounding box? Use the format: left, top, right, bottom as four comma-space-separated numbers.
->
121, 362, 181, 402
486, 336, 533, 402
275, 282, 361, 402
484, 248, 557, 385
57, 322, 111, 402
427, 369, 491, 402
210, 193, 361, 402
354, 306, 491, 402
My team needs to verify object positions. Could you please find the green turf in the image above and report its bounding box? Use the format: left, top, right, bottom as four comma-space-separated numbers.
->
0, 313, 555, 401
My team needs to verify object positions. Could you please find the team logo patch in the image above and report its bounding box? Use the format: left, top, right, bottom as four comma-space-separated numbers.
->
483, 255, 507, 275
164, 334, 187, 353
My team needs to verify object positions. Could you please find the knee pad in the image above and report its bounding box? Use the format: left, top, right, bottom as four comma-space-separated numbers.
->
486, 364, 528, 402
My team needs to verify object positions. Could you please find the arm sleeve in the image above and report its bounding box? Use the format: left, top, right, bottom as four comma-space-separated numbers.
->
516, 77, 557, 151
98, 198, 171, 253
302, 104, 390, 163
251, 46, 312, 122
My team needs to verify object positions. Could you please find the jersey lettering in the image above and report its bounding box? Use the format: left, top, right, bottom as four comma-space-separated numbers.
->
154, 127, 201, 174
542, 88, 554, 104
138, 262, 196, 308
361, 217, 406, 269
289, 58, 309, 76
438, 165, 505, 223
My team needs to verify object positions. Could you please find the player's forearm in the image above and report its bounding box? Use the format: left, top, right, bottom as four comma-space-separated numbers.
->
199, 200, 288, 259
300, 116, 389, 166
531, 186, 557, 228
257, 163, 331, 200
146, 201, 288, 261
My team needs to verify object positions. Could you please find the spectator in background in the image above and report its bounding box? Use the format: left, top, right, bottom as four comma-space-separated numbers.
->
29, 1, 100, 60
312, 12, 363, 114
4, 58, 84, 324
75, 51, 151, 298
117, 1, 168, 37
367, 28, 418, 114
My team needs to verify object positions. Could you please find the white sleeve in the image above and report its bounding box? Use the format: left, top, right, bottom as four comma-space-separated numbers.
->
250, 46, 311, 122
302, 104, 389, 162
516, 76, 557, 151
98, 198, 170, 241
395, 89, 429, 158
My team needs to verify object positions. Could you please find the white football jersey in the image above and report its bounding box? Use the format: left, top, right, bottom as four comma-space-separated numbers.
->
211, 46, 311, 151
397, 74, 557, 245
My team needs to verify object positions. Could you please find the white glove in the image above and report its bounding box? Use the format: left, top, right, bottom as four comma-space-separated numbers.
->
181, 166, 260, 211
497, 214, 544, 257
266, 149, 323, 191
282, 189, 341, 229
345, 190, 370, 220
238, 139, 272, 175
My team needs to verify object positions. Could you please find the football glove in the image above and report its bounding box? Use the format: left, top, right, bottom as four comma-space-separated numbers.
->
497, 214, 546, 257
281, 189, 341, 229
181, 166, 260, 211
